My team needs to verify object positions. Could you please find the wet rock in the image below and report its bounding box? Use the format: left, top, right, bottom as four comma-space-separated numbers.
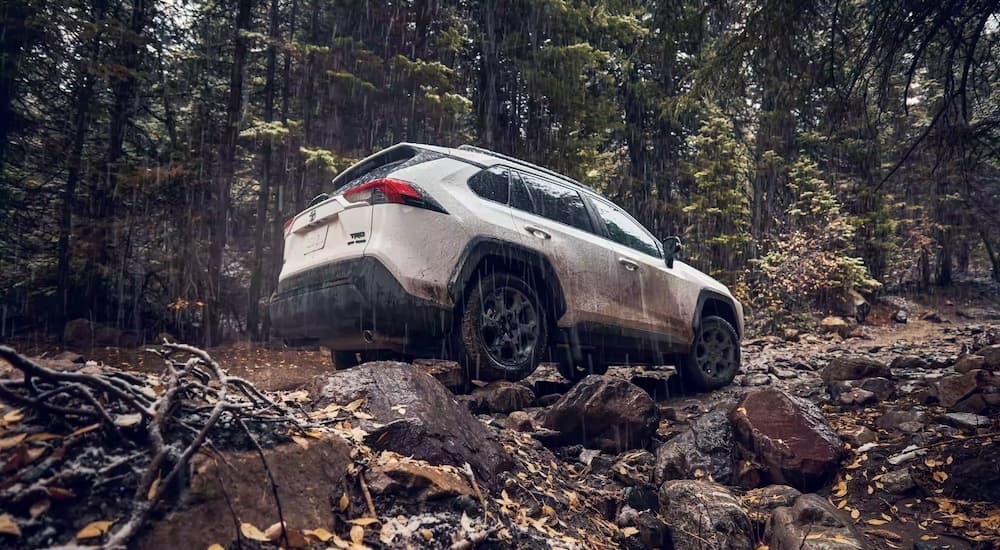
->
413, 360, 465, 391
658, 480, 753, 550
938, 412, 990, 430
469, 381, 535, 413
822, 355, 892, 383
820, 316, 851, 338
312, 362, 513, 481
838, 425, 876, 447
139, 437, 353, 550
742, 485, 802, 525
933, 370, 985, 408
634, 511, 671, 549
893, 309, 908, 323
953, 354, 985, 374
536, 393, 562, 407
890, 355, 929, 371
613, 450, 656, 486
617, 505, 640, 527
836, 387, 876, 407
654, 409, 736, 485
981, 344, 1000, 369
879, 468, 916, 494
742, 373, 772, 386
860, 377, 896, 400
730, 389, 845, 492
506, 411, 535, 432
876, 409, 926, 431
897, 421, 924, 433
542, 375, 657, 453
366, 459, 473, 501
769, 365, 799, 379
768, 494, 869, 550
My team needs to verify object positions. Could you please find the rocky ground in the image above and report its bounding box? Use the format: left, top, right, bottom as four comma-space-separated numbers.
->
1, 292, 999, 549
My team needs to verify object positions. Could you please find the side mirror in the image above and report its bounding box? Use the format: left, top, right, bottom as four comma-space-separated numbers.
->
308, 193, 330, 208
663, 236, 682, 268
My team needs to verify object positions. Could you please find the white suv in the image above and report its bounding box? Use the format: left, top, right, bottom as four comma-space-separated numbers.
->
270, 143, 744, 390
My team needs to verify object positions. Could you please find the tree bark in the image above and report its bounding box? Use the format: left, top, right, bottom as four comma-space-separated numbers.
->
207, 0, 253, 346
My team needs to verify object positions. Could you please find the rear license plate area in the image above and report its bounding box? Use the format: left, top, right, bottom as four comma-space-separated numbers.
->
302, 226, 329, 254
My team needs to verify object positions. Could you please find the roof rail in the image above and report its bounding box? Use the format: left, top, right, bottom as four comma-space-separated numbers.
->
457, 144, 596, 192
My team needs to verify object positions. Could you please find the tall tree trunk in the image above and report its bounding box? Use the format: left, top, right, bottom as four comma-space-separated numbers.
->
207, 0, 253, 346
980, 230, 1000, 283
247, 0, 280, 340
0, 0, 33, 172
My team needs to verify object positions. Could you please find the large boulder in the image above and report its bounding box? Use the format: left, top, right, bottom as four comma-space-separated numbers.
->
541, 375, 656, 453
932, 369, 994, 409
311, 362, 513, 482
821, 355, 891, 383
730, 390, 846, 492
654, 409, 736, 485
468, 381, 535, 413
980, 344, 1000, 369
658, 480, 753, 550
768, 494, 869, 550
138, 437, 353, 550
953, 354, 986, 374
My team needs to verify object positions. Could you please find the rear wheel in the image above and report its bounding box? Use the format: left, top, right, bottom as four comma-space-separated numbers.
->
677, 315, 740, 391
456, 272, 547, 382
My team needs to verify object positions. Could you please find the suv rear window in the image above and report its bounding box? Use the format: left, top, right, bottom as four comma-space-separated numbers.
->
333, 146, 440, 193
468, 166, 509, 204
513, 172, 593, 232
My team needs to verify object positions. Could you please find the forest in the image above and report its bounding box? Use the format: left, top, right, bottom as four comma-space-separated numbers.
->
1, 0, 999, 345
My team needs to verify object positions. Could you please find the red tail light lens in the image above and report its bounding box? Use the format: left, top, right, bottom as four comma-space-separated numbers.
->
283, 216, 295, 237
342, 178, 447, 213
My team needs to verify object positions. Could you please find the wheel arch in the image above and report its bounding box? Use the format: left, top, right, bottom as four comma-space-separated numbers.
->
693, 290, 742, 340
448, 237, 567, 324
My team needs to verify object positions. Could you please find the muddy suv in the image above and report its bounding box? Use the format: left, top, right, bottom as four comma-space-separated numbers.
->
270, 143, 744, 389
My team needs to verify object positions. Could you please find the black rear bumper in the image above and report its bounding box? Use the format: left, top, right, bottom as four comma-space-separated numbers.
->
269, 257, 452, 352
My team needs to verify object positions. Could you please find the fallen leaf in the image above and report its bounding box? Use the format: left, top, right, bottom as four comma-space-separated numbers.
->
291, 435, 310, 450
349, 517, 379, 526
420, 528, 433, 541
866, 528, 902, 541
350, 524, 364, 544
76, 520, 114, 540
68, 424, 100, 438
833, 480, 848, 498
851, 509, 860, 520
29, 498, 50, 519
47, 486, 75, 500
114, 413, 142, 428
621, 526, 639, 537
0, 433, 26, 450
25, 432, 60, 443
207, 544, 225, 550
0, 514, 21, 537
339, 493, 350, 511
2, 409, 23, 424
148, 477, 161, 501
866, 519, 888, 526
345, 398, 364, 412
933, 471, 949, 483
263, 521, 285, 541
240, 522, 268, 541
304, 527, 334, 542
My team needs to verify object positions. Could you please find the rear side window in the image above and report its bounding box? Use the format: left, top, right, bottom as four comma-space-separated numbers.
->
334, 147, 440, 194
513, 172, 593, 232
468, 166, 509, 204
592, 198, 662, 258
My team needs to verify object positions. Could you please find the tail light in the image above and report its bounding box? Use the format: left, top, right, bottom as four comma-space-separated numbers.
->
342, 178, 447, 213
283, 217, 295, 237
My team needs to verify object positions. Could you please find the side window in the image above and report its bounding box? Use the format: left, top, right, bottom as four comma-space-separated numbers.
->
514, 172, 593, 233
467, 166, 509, 204
592, 199, 662, 258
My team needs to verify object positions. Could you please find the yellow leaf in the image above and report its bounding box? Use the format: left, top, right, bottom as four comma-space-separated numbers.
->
76, 520, 114, 540
148, 477, 161, 501
263, 522, 285, 541
331, 534, 350, 548
945, 456, 953, 465
867, 485, 874, 495
621, 526, 639, 537
2, 409, 24, 424
736, 407, 748, 416
69, 424, 100, 438
833, 481, 848, 498
349, 517, 379, 526
756, 546, 770, 550
339, 493, 350, 511
304, 528, 333, 542
25, 432, 60, 443
0, 514, 21, 537
420, 528, 433, 541
350, 524, 364, 544
345, 399, 364, 412
851, 509, 860, 520
866, 519, 888, 526
933, 471, 949, 483
207, 545, 224, 550
239, 522, 268, 541
0, 433, 26, 450
291, 435, 310, 449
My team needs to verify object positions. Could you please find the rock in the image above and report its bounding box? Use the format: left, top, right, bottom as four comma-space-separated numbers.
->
312, 362, 512, 482
954, 354, 985, 374
536, 393, 562, 407
768, 365, 799, 379
981, 344, 1000, 369
138, 437, 353, 550
742, 373, 772, 386
730, 389, 845, 492
952, 393, 989, 414
838, 425, 876, 447
469, 381, 535, 413
613, 450, 656, 486
859, 377, 896, 400
541, 375, 657, 453
63, 318, 94, 349
624, 485, 659, 511
783, 328, 801, 342
836, 387, 876, 407
634, 511, 671, 549
897, 421, 924, 433
890, 355, 929, 370
934, 370, 985, 408
879, 468, 916, 495
365, 459, 474, 501
52, 350, 84, 363
893, 309, 908, 323
658, 480, 753, 550
822, 355, 892, 383
654, 409, 735, 485
920, 310, 946, 323
876, 409, 926, 431
413, 360, 465, 391
938, 412, 990, 430
617, 505, 640, 527
820, 316, 851, 338
768, 494, 868, 550
742, 485, 801, 524
506, 411, 535, 432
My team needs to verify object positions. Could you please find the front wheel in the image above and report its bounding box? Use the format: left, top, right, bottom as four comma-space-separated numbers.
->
456, 272, 547, 382
677, 315, 740, 391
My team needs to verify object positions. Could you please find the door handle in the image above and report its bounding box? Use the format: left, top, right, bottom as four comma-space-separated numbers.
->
618, 257, 639, 271
525, 225, 551, 240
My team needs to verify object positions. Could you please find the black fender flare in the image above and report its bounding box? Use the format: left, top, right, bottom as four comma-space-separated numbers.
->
692, 289, 742, 342
447, 237, 567, 321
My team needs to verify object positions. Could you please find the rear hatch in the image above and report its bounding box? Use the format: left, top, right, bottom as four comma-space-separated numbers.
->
278, 145, 443, 282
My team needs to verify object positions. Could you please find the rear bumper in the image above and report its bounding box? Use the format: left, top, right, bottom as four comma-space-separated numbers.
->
269, 257, 452, 352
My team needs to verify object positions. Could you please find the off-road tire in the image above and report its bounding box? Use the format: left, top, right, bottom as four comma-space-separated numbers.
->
457, 272, 547, 382
677, 315, 740, 391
